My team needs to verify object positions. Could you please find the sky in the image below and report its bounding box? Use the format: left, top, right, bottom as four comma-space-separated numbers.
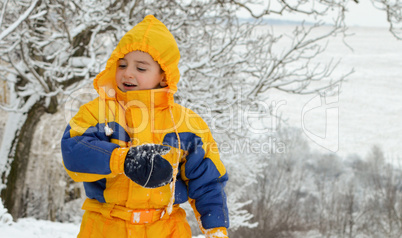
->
345, 0, 388, 27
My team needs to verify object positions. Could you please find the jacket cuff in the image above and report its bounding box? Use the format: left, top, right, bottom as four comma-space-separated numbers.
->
205, 227, 228, 238
110, 147, 129, 175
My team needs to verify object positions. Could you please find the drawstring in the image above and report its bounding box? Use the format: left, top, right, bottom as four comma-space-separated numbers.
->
103, 97, 114, 137
166, 104, 181, 215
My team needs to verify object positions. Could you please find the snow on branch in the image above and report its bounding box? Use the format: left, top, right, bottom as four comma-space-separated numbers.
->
0, 0, 39, 41
230, 0, 345, 18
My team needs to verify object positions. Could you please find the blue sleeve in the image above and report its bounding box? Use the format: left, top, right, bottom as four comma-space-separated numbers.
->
61, 124, 120, 176
163, 132, 229, 229
60, 101, 130, 182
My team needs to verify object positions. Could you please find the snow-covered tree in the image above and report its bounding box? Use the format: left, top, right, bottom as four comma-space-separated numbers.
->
0, 0, 399, 227
0, 0, 119, 219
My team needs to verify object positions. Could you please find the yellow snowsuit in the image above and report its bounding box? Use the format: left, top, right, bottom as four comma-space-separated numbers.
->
61, 15, 229, 237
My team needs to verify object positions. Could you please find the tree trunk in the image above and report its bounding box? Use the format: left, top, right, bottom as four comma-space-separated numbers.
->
1, 100, 46, 220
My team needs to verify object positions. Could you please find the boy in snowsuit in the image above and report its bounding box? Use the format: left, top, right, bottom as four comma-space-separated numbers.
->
61, 15, 229, 238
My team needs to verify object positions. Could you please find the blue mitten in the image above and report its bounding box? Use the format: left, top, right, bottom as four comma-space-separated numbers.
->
124, 144, 173, 188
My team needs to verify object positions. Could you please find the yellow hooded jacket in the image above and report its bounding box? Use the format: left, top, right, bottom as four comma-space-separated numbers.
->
61, 15, 229, 236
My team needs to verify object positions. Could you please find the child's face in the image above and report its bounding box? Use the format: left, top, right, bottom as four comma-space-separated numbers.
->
116, 51, 166, 92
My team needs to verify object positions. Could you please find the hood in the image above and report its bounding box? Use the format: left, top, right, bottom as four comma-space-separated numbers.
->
93, 15, 180, 105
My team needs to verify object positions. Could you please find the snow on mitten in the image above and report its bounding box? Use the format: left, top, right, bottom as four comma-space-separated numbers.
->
205, 227, 228, 238
124, 144, 172, 188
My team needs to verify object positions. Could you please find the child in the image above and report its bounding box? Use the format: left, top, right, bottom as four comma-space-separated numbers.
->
61, 15, 229, 238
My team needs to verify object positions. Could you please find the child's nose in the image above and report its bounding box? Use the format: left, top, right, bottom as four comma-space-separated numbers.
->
124, 68, 136, 79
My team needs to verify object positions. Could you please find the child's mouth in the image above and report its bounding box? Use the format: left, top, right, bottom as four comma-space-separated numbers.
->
123, 82, 137, 90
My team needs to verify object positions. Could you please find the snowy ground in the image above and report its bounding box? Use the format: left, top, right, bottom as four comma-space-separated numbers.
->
0, 218, 80, 238
0, 197, 206, 238
0, 218, 205, 238
0, 198, 205, 238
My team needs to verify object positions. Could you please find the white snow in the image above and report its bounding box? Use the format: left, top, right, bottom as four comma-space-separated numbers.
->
0, 197, 206, 237
0, 198, 81, 238
205, 230, 227, 237
0, 218, 208, 238
0, 93, 40, 182
104, 124, 114, 136
0, 0, 39, 41
0, 218, 80, 238
132, 212, 141, 223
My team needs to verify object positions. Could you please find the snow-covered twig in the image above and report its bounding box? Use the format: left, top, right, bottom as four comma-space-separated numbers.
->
0, 0, 39, 41
0, 0, 10, 30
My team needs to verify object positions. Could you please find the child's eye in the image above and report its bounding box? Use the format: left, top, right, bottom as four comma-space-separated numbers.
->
137, 67, 146, 72
118, 64, 127, 69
